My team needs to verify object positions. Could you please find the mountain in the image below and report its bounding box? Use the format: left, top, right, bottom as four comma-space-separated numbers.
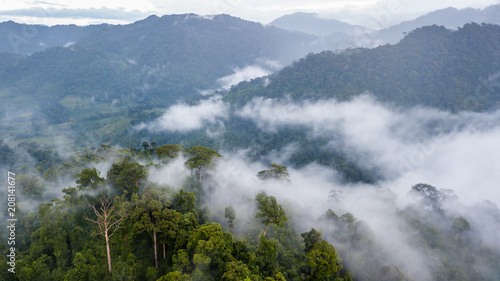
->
0, 14, 317, 147
134, 23, 500, 182
269, 12, 363, 36
0, 21, 98, 54
371, 4, 500, 44
225, 23, 500, 111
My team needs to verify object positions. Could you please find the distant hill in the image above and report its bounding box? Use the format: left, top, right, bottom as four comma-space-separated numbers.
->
0, 21, 98, 54
269, 12, 363, 36
371, 4, 500, 44
225, 23, 500, 111
0, 14, 317, 146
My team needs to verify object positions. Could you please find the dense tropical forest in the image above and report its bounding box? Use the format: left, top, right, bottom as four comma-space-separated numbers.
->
1, 142, 499, 281
1, 7, 500, 281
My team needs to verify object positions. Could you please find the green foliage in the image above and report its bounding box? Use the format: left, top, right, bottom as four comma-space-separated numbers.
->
451, 217, 471, 235
301, 228, 323, 253
184, 146, 222, 183
255, 192, 289, 237
76, 167, 105, 190
222, 261, 251, 281
6, 144, 500, 281
306, 241, 341, 281
156, 144, 182, 162
173, 189, 197, 215
107, 159, 147, 197
226, 23, 500, 111
257, 163, 290, 181
157, 271, 191, 281
225, 205, 236, 231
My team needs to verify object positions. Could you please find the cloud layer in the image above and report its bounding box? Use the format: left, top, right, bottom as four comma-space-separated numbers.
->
134, 96, 228, 133
238, 94, 500, 207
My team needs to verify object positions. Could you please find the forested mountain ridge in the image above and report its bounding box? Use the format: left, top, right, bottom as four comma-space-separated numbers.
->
224, 23, 500, 111
0, 14, 316, 147
370, 4, 500, 45
0, 20, 98, 54
269, 12, 362, 36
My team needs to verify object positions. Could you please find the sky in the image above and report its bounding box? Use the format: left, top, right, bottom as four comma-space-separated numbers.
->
0, 0, 497, 26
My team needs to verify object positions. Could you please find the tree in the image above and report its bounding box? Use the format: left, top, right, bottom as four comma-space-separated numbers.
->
76, 167, 105, 190
187, 223, 234, 279
257, 163, 290, 181
452, 217, 471, 236
409, 183, 446, 212
131, 188, 170, 270
156, 144, 182, 161
83, 197, 126, 273
306, 241, 341, 281
107, 160, 147, 198
184, 146, 221, 183
224, 206, 236, 233
222, 261, 251, 281
301, 228, 323, 253
255, 192, 288, 237
142, 141, 150, 151
173, 189, 197, 215
150, 142, 158, 150
157, 271, 191, 281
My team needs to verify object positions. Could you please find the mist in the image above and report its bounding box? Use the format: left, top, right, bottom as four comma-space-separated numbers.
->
171, 93, 500, 280
133, 96, 229, 133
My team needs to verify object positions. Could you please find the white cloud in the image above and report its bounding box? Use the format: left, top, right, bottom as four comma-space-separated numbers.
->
217, 65, 271, 90
238, 94, 500, 206
134, 96, 228, 133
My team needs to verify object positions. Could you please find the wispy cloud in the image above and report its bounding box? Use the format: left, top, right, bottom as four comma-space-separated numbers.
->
0, 7, 148, 21
237, 94, 500, 206
133, 96, 229, 133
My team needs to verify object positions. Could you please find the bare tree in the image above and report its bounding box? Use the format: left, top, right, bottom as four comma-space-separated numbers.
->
83, 197, 126, 273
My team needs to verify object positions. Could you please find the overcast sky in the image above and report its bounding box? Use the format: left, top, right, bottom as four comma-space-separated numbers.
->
0, 0, 497, 26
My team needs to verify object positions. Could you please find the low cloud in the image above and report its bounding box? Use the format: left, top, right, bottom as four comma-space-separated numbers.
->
134, 96, 229, 133
217, 60, 281, 90
237, 94, 500, 207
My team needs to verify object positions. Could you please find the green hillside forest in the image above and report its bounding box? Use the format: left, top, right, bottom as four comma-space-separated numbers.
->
1, 12, 500, 281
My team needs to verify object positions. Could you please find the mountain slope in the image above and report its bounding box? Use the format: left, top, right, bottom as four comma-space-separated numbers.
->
371, 4, 500, 44
269, 12, 362, 36
0, 14, 317, 146
225, 23, 500, 111
0, 21, 98, 54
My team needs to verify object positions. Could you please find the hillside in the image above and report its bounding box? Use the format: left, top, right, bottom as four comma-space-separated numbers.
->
370, 4, 500, 44
269, 12, 362, 36
0, 14, 317, 147
0, 20, 97, 54
224, 23, 500, 111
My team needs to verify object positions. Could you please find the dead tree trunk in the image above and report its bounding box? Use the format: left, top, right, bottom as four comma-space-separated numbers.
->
84, 197, 126, 273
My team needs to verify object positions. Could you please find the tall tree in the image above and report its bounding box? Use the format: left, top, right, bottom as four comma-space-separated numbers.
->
255, 192, 288, 237
76, 167, 105, 190
156, 144, 182, 161
131, 188, 170, 270
257, 163, 290, 182
225, 205, 236, 233
306, 240, 341, 281
184, 146, 221, 183
107, 160, 147, 198
142, 141, 150, 151
301, 228, 323, 253
452, 216, 471, 236
83, 197, 126, 273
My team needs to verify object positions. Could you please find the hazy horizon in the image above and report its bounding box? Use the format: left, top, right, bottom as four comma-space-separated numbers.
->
0, 0, 497, 27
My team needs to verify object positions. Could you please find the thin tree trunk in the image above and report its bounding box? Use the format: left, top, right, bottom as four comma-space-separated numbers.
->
263, 224, 268, 237
154, 229, 158, 269
163, 244, 166, 259
106, 231, 112, 272
198, 167, 202, 183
